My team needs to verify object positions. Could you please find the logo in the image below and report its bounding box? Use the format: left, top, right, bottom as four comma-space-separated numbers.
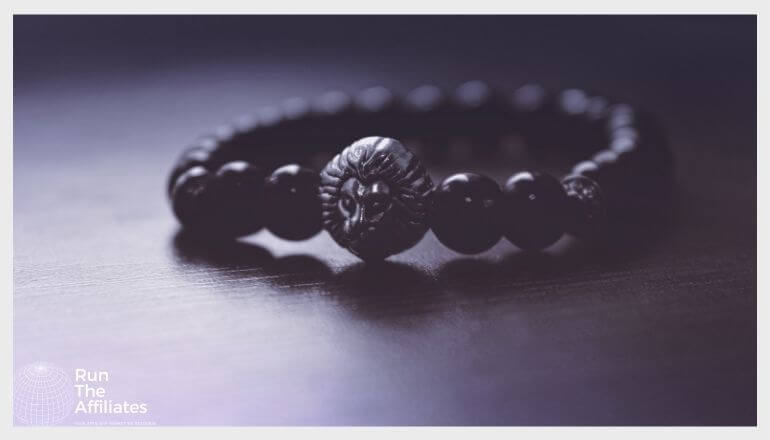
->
72, 368, 149, 417
13, 362, 75, 425
14, 362, 154, 426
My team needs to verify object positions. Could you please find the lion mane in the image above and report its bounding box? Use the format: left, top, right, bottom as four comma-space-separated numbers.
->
319, 136, 434, 259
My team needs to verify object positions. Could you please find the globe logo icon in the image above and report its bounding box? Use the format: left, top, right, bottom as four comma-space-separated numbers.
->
13, 362, 74, 425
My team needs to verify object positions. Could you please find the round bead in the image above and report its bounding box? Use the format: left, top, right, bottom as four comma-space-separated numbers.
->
171, 162, 267, 238
556, 88, 603, 150
510, 84, 566, 151
608, 124, 664, 176
609, 131, 640, 154
430, 173, 503, 254
452, 80, 507, 149
561, 175, 607, 238
593, 149, 620, 165
212, 124, 237, 142
312, 90, 353, 117
454, 80, 493, 110
255, 106, 283, 128
606, 103, 636, 131
353, 86, 402, 136
501, 171, 567, 251
214, 161, 267, 237
591, 148, 644, 212
558, 88, 589, 116
585, 96, 610, 122
167, 142, 219, 196
511, 84, 546, 113
572, 160, 601, 182
234, 113, 259, 132
263, 164, 322, 240
170, 166, 220, 233
404, 84, 452, 131
405, 85, 446, 113
309, 91, 358, 146
355, 86, 397, 114
591, 149, 622, 185
281, 97, 311, 121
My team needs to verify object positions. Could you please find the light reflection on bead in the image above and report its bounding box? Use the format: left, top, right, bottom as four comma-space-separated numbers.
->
501, 171, 567, 251
355, 86, 396, 113
561, 175, 607, 239
430, 173, 503, 254
559, 89, 589, 115
282, 97, 311, 120
455, 80, 492, 109
313, 90, 352, 116
264, 164, 322, 241
512, 84, 546, 112
586, 96, 610, 121
405, 85, 445, 112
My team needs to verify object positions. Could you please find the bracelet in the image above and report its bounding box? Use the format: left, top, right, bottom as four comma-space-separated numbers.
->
167, 81, 672, 261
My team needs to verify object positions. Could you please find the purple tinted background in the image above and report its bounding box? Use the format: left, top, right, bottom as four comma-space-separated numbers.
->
13, 16, 756, 425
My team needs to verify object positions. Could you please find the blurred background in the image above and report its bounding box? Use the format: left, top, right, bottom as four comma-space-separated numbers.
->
14, 16, 756, 425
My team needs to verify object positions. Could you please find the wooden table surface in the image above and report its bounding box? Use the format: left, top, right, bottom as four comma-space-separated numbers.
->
13, 16, 756, 425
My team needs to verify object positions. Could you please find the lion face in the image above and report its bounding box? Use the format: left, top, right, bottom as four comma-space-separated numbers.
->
320, 137, 434, 260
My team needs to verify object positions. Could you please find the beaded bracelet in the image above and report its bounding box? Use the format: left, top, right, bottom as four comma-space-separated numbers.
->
167, 81, 672, 261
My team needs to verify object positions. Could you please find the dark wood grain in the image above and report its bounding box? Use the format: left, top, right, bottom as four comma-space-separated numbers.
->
13, 15, 756, 425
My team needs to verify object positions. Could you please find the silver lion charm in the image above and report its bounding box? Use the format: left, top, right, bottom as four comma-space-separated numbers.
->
319, 136, 434, 260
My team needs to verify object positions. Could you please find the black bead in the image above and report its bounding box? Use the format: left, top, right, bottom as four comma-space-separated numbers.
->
430, 173, 503, 254
608, 130, 648, 180
605, 104, 670, 160
585, 96, 610, 123
453, 80, 493, 110
511, 83, 547, 113
355, 86, 398, 114
555, 88, 603, 155
501, 171, 567, 251
212, 124, 238, 143
263, 164, 322, 240
561, 175, 607, 239
281, 96, 311, 122
403, 85, 453, 160
171, 162, 267, 238
308, 91, 358, 147
557, 88, 590, 117
608, 121, 672, 188
609, 127, 641, 153
237, 106, 285, 152
509, 84, 563, 152
353, 86, 403, 136
591, 149, 622, 186
572, 160, 601, 182
605, 103, 636, 132
591, 148, 650, 214
167, 141, 219, 196
272, 97, 314, 151
170, 166, 221, 233
312, 90, 353, 117
405, 84, 447, 113
234, 113, 259, 133
451, 80, 508, 155
214, 161, 267, 237
256, 105, 284, 128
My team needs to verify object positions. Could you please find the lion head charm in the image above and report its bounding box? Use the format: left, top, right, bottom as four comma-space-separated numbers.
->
319, 136, 434, 260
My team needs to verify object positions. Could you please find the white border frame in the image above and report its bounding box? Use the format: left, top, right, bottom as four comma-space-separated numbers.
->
1, 3, 764, 438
